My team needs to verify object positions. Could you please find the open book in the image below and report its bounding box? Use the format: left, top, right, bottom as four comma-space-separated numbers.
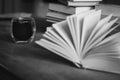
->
36, 10, 120, 74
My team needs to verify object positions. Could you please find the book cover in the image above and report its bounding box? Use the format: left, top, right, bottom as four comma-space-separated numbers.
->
68, 1, 99, 6
46, 16, 64, 22
46, 11, 68, 20
46, 19, 58, 23
49, 3, 93, 14
36, 10, 120, 74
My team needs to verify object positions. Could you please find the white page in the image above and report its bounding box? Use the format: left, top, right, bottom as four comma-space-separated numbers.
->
75, 10, 96, 57
44, 32, 79, 59
67, 15, 77, 51
89, 18, 118, 46
82, 55, 120, 74
35, 40, 76, 63
85, 18, 118, 52
86, 14, 112, 47
45, 28, 67, 48
53, 20, 76, 54
83, 24, 119, 55
66, 10, 96, 56
81, 10, 101, 55
70, 15, 78, 51
46, 27, 69, 48
84, 31, 120, 57
83, 35, 120, 58
46, 26, 79, 58
96, 32, 120, 47
44, 33, 65, 48
36, 39, 80, 63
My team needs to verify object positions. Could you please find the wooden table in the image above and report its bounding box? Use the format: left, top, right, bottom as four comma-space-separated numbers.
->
0, 19, 120, 80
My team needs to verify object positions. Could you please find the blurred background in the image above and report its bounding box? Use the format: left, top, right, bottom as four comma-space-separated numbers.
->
0, 0, 120, 80
0, 0, 120, 18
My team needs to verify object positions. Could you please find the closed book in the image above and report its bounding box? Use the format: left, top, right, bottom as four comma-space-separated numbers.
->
68, 1, 99, 6
46, 16, 64, 22
49, 3, 93, 14
46, 11, 69, 20
46, 19, 60, 23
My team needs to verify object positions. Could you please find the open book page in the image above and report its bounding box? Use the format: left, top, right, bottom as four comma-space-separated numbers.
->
82, 31, 120, 74
44, 32, 68, 49
81, 10, 101, 55
82, 55, 120, 74
76, 10, 96, 57
67, 10, 96, 57
44, 31, 80, 61
36, 39, 79, 63
96, 33, 120, 48
83, 23, 120, 55
52, 21, 77, 56
67, 15, 78, 52
43, 26, 80, 62
85, 14, 113, 49
88, 18, 118, 46
46, 27, 70, 47
45, 27, 70, 48
83, 33, 120, 58
84, 18, 119, 55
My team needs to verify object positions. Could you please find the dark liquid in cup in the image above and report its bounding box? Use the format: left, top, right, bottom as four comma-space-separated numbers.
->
12, 20, 33, 41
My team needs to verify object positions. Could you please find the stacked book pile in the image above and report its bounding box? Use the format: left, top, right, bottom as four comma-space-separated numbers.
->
46, 0, 102, 23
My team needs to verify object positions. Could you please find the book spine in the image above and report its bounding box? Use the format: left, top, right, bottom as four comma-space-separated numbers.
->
68, 1, 99, 7
49, 3, 75, 14
74, 63, 81, 67
46, 11, 69, 20
49, 3, 93, 14
46, 19, 59, 23
46, 16, 65, 21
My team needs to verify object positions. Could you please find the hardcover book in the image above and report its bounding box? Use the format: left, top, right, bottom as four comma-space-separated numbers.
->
68, 1, 99, 6
46, 16, 65, 22
49, 3, 93, 14
36, 10, 120, 74
47, 11, 68, 20
47, 3, 93, 23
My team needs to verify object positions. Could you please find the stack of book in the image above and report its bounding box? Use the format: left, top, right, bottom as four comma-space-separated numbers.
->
46, 0, 102, 23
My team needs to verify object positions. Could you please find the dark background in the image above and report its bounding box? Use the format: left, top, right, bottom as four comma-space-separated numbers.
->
0, 0, 120, 14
